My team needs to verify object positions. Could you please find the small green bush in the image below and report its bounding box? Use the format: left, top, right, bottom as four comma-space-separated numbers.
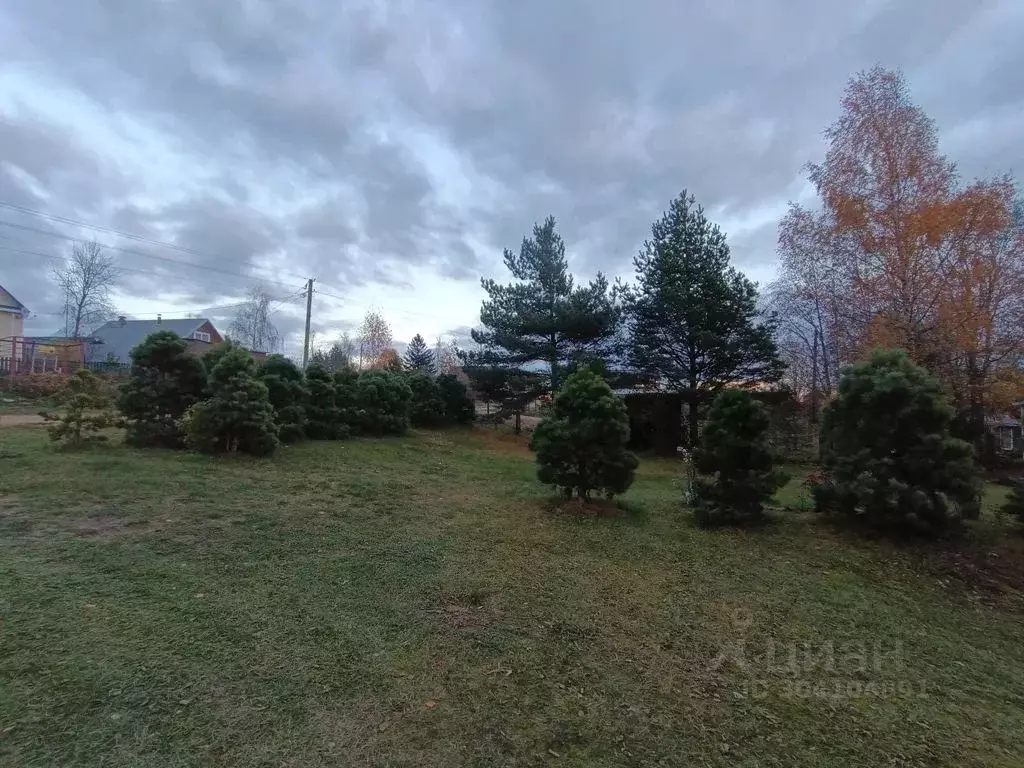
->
182, 347, 278, 456
407, 371, 445, 428
437, 374, 475, 425
355, 371, 412, 436
257, 354, 307, 442
44, 369, 117, 447
813, 348, 980, 535
690, 389, 788, 527
530, 370, 638, 500
119, 331, 208, 448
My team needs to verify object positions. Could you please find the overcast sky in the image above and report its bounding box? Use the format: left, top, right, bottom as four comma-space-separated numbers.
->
1, 0, 1021, 358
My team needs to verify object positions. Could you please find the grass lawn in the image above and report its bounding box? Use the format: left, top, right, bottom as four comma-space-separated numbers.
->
0, 394, 53, 416
1, 426, 1023, 767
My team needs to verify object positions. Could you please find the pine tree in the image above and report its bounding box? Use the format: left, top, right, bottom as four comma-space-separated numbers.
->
691, 389, 788, 526
813, 348, 980, 535
530, 370, 638, 500
256, 354, 307, 442
183, 346, 279, 456
404, 334, 436, 374
119, 330, 208, 448
626, 191, 784, 447
468, 216, 621, 393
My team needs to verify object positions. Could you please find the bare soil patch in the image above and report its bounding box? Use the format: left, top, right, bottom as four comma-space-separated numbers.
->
0, 413, 46, 427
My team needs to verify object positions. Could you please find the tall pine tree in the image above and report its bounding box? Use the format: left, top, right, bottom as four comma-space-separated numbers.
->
468, 216, 620, 393
626, 191, 784, 447
403, 334, 436, 374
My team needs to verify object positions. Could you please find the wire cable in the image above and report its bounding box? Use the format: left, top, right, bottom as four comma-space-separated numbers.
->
0, 199, 312, 284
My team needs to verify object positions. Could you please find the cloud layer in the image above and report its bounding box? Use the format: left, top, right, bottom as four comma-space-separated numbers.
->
1, 0, 1021, 354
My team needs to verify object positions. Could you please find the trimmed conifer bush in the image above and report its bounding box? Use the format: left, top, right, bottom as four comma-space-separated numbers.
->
812, 348, 980, 535
304, 364, 346, 439
182, 347, 278, 456
407, 371, 445, 428
690, 389, 788, 527
438, 373, 475, 425
333, 368, 359, 436
530, 370, 638, 500
354, 371, 412, 436
257, 354, 307, 442
119, 331, 207, 448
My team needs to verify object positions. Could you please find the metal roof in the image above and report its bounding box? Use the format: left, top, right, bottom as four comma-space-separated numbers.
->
86, 318, 210, 363
0, 283, 28, 313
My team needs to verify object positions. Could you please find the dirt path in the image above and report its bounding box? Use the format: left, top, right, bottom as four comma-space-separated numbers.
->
0, 413, 47, 427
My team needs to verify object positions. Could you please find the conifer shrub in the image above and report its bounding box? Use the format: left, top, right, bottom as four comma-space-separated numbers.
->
119, 331, 207, 448
44, 369, 118, 447
437, 373, 475, 425
530, 370, 638, 500
812, 348, 980, 535
354, 371, 412, 436
304, 364, 346, 439
257, 354, 307, 442
407, 371, 445, 428
182, 347, 278, 456
690, 389, 788, 527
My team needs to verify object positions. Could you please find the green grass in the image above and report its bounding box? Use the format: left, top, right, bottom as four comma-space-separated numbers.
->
1, 427, 1023, 767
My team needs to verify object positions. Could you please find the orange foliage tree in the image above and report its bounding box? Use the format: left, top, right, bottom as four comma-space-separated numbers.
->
774, 66, 1024, 443
371, 348, 403, 372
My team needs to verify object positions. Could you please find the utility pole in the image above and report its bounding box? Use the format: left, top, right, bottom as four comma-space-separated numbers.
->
301, 278, 314, 368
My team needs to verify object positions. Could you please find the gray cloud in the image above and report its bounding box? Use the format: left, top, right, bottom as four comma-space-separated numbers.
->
2, 0, 1022, 343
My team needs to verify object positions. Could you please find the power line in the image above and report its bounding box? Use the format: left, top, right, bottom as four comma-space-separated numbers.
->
3, 243, 308, 324
0, 199, 313, 285
0, 199, 462, 329
0, 242, 308, 303
312, 286, 468, 325
0, 218, 301, 291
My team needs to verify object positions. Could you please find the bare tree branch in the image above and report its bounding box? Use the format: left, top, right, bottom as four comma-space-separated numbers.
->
52, 241, 120, 337
229, 287, 281, 352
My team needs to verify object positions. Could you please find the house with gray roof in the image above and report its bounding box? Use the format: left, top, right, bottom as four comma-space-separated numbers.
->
86, 316, 223, 364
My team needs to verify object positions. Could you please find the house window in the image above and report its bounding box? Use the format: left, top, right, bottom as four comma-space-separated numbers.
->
1000, 429, 1015, 452
192, 331, 211, 343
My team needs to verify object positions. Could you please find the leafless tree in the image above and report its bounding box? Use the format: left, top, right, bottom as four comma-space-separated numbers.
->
229, 287, 281, 352
53, 241, 120, 337
434, 336, 461, 375
358, 310, 392, 368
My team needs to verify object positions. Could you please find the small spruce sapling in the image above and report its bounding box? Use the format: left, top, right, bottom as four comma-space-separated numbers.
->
45, 369, 117, 447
